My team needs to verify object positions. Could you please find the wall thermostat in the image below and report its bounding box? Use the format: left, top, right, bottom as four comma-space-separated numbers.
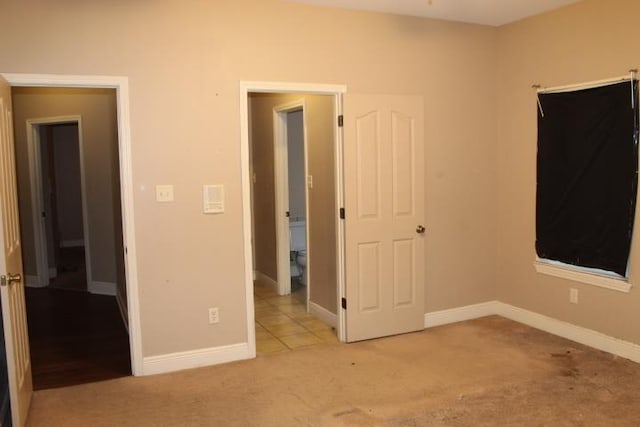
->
203, 185, 224, 214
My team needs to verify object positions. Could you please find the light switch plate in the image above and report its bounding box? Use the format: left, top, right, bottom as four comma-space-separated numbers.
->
156, 185, 174, 202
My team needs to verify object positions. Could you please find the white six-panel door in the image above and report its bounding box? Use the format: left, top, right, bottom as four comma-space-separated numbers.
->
0, 75, 33, 426
343, 94, 425, 342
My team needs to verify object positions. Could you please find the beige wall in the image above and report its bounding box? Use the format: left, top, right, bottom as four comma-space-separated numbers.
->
1, 0, 498, 357
250, 94, 278, 280
496, 0, 640, 344
250, 93, 338, 313
12, 88, 121, 286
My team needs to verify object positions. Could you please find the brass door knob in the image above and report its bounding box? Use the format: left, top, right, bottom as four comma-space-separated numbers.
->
0, 273, 21, 286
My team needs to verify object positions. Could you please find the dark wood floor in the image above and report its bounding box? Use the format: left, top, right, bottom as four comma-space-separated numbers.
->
25, 287, 131, 390
49, 246, 87, 292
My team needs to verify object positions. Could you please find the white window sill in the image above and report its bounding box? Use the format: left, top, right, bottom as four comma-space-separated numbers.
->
534, 261, 632, 293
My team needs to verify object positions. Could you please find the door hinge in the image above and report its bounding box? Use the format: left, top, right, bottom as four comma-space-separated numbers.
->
338, 115, 344, 127
339, 207, 345, 219
341, 297, 347, 310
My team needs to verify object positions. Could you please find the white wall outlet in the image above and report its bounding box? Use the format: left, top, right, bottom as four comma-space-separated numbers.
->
156, 185, 174, 202
569, 288, 579, 304
208, 307, 219, 324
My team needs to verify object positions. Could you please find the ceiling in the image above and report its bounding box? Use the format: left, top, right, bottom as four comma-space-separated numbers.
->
286, 0, 583, 26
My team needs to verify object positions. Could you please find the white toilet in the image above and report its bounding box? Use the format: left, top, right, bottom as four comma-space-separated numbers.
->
289, 221, 307, 285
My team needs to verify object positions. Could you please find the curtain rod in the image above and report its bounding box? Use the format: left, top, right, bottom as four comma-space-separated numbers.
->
532, 69, 638, 94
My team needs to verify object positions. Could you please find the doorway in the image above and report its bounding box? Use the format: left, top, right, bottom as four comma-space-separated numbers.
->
273, 101, 309, 300
2, 73, 144, 398
246, 88, 345, 353
26, 118, 90, 292
5, 83, 138, 389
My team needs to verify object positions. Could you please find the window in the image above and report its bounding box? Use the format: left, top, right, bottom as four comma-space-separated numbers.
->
536, 80, 639, 284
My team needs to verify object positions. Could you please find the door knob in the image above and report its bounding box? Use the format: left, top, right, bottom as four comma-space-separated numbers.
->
0, 273, 22, 287
416, 225, 426, 234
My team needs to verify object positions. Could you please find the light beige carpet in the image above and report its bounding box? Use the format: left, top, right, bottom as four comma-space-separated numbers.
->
27, 316, 640, 426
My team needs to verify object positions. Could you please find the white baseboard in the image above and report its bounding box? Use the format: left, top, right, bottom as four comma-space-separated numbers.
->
116, 288, 129, 332
60, 239, 84, 248
48, 267, 57, 279
495, 302, 640, 364
142, 343, 251, 376
424, 301, 499, 328
309, 301, 337, 328
423, 300, 640, 364
88, 281, 117, 296
255, 271, 278, 294
25, 275, 47, 288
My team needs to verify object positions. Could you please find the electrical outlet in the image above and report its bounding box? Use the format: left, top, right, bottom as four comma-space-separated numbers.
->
569, 288, 579, 304
208, 307, 219, 324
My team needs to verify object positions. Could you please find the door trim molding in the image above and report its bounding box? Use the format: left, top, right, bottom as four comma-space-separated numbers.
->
2, 73, 143, 375
25, 116, 92, 289
240, 81, 347, 356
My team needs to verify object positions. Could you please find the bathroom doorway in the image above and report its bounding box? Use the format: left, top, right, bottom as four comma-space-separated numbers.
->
273, 101, 308, 301
283, 108, 308, 300
247, 90, 342, 353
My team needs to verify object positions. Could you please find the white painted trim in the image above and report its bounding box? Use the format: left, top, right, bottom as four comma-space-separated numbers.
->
142, 343, 251, 376
116, 288, 129, 332
48, 267, 57, 279
423, 300, 640, 364
255, 271, 278, 294
240, 82, 347, 355
334, 94, 346, 343
495, 302, 640, 364
423, 301, 500, 328
309, 301, 337, 328
534, 261, 632, 293
25, 122, 48, 286
59, 239, 84, 248
240, 83, 258, 362
241, 81, 347, 95
88, 281, 117, 296
2, 73, 143, 376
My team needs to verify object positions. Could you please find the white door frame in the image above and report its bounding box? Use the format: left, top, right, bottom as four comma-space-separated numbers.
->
273, 99, 308, 297
240, 81, 347, 350
1, 73, 143, 375
26, 116, 92, 288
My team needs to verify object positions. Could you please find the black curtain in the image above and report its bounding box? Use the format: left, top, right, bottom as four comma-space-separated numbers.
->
536, 80, 639, 276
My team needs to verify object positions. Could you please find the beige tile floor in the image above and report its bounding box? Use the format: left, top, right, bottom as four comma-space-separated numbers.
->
254, 280, 338, 354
